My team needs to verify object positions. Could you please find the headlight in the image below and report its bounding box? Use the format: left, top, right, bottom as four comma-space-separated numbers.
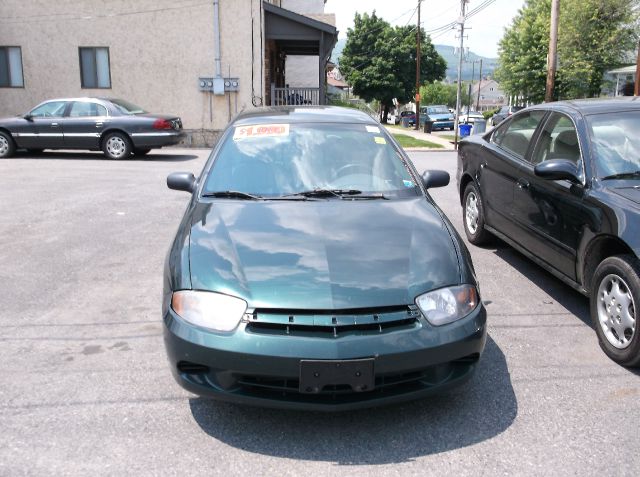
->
171, 290, 247, 332
415, 285, 479, 326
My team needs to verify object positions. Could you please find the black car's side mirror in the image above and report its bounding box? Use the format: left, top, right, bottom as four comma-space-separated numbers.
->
167, 172, 196, 193
23, 114, 33, 121
534, 159, 581, 183
422, 170, 450, 189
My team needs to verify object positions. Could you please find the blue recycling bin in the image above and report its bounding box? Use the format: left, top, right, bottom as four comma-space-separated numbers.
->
459, 123, 472, 137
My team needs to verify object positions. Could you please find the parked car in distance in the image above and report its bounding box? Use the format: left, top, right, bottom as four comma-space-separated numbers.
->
457, 98, 640, 367
459, 111, 485, 124
164, 106, 487, 411
399, 110, 416, 126
0, 97, 184, 159
490, 105, 524, 126
420, 105, 455, 130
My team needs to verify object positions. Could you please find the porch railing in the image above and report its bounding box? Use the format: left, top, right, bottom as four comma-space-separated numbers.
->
271, 85, 320, 106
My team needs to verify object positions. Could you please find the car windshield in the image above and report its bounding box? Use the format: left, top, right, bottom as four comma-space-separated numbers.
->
109, 98, 147, 115
427, 107, 449, 114
587, 111, 640, 179
202, 122, 419, 198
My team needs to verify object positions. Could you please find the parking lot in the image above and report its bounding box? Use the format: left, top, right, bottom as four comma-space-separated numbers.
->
1, 149, 638, 476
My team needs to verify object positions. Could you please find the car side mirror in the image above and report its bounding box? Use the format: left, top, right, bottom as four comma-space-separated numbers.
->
23, 114, 33, 121
422, 170, 450, 189
534, 159, 580, 183
167, 172, 196, 193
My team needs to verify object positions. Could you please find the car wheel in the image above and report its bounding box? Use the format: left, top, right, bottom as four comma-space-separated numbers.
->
590, 255, 640, 367
463, 182, 491, 245
102, 132, 132, 160
134, 148, 152, 156
0, 130, 16, 158
27, 149, 44, 154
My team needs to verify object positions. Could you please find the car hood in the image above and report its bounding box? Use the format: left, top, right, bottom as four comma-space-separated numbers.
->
609, 184, 640, 205
427, 113, 452, 120
188, 198, 461, 310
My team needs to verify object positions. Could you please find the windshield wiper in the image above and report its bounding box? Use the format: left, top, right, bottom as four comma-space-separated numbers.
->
202, 190, 263, 200
601, 171, 640, 181
281, 188, 363, 199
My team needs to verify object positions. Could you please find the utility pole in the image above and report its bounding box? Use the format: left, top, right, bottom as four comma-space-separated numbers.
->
454, 0, 468, 149
476, 58, 483, 111
545, 0, 560, 102
415, 0, 422, 130
635, 39, 640, 96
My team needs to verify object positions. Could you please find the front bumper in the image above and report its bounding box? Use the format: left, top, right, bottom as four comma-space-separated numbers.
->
433, 120, 454, 130
131, 130, 185, 148
163, 305, 487, 412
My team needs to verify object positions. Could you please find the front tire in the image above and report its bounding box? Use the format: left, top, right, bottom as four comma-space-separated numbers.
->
462, 182, 491, 245
0, 131, 16, 158
590, 255, 640, 367
102, 132, 132, 160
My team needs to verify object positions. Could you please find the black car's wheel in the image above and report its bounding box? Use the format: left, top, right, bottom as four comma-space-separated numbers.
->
102, 132, 132, 160
590, 255, 640, 367
27, 149, 44, 154
0, 130, 16, 158
134, 148, 152, 156
463, 182, 491, 245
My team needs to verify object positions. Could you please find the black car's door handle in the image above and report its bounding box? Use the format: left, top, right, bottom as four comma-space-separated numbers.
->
51, 122, 59, 127
517, 178, 530, 190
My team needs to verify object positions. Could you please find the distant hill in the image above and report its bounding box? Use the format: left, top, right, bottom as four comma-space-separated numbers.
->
331, 39, 497, 82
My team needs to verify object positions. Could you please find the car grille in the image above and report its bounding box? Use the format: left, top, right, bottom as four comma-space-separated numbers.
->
245, 305, 421, 338
233, 355, 479, 402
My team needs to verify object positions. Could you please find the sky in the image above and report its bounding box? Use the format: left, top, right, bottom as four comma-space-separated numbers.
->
323, 0, 526, 58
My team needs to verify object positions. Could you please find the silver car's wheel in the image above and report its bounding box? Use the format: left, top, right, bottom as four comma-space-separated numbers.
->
465, 191, 480, 234
102, 132, 131, 160
0, 131, 16, 158
597, 274, 636, 349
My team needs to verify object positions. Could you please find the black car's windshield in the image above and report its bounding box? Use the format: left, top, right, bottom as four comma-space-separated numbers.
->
110, 98, 147, 115
202, 122, 419, 198
588, 111, 640, 179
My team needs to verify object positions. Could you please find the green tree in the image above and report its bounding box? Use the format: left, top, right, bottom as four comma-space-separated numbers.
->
339, 12, 446, 121
557, 0, 638, 98
419, 81, 471, 108
495, 0, 550, 104
496, 0, 639, 103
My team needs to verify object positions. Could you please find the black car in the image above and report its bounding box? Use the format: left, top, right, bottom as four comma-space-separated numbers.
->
163, 106, 487, 411
457, 98, 640, 366
490, 105, 524, 126
0, 97, 184, 159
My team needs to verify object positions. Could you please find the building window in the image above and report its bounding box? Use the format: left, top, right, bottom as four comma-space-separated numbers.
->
79, 47, 111, 88
0, 46, 24, 88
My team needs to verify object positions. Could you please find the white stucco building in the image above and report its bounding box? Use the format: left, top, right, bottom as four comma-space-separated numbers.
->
0, 0, 337, 146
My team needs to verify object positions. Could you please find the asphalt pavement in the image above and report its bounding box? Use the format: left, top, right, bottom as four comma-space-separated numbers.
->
1, 148, 638, 476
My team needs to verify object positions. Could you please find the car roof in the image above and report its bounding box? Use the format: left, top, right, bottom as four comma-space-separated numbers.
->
528, 97, 640, 115
233, 106, 378, 125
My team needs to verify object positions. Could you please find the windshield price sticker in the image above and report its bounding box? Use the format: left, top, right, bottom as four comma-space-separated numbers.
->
374, 136, 387, 145
234, 124, 289, 140
366, 125, 380, 133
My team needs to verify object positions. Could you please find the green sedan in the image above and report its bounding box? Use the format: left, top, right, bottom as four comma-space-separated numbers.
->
163, 106, 487, 411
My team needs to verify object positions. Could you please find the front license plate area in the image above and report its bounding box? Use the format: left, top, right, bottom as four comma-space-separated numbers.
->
299, 358, 375, 394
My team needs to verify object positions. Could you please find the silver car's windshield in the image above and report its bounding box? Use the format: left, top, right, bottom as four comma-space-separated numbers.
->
587, 111, 640, 179
203, 122, 419, 198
